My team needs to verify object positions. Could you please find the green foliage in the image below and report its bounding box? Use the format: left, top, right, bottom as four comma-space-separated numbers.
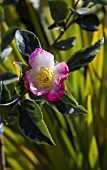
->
48, 0, 69, 22
67, 38, 104, 71
0, 81, 11, 103
84, 0, 107, 5
0, 71, 18, 85
76, 14, 100, 31
17, 99, 55, 145
0, 6, 4, 22
48, 91, 87, 115
75, 7, 90, 15
54, 37, 76, 50
1, 27, 18, 51
15, 30, 42, 63
2, 0, 19, 5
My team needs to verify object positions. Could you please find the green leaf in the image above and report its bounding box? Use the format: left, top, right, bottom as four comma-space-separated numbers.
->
15, 30, 42, 63
17, 99, 55, 145
0, 72, 18, 85
54, 37, 76, 50
1, 27, 19, 51
76, 14, 99, 32
76, 7, 90, 15
48, 22, 65, 31
15, 77, 26, 96
84, 0, 107, 5
88, 136, 99, 168
14, 62, 29, 95
0, 46, 12, 63
13, 62, 29, 79
0, 6, 4, 22
48, 0, 69, 22
0, 81, 11, 104
48, 91, 87, 115
67, 37, 104, 72
2, 0, 19, 5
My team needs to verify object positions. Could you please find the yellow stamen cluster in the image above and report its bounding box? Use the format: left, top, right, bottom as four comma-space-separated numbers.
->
35, 67, 55, 89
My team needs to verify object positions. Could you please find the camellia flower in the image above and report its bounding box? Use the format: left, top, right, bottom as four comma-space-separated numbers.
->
24, 48, 69, 101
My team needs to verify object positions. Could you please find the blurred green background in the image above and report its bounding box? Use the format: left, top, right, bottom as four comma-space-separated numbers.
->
0, 0, 107, 169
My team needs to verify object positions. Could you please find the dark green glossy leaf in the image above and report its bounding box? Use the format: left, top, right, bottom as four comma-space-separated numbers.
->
76, 7, 90, 15
2, 0, 19, 5
0, 46, 12, 63
15, 30, 42, 63
48, 22, 64, 31
15, 77, 26, 96
14, 62, 29, 79
0, 6, 4, 22
84, 0, 107, 5
14, 62, 29, 95
52, 100, 87, 115
48, 90, 87, 115
0, 81, 11, 104
67, 38, 104, 72
0, 72, 18, 85
48, 0, 69, 22
1, 27, 19, 51
17, 99, 54, 145
54, 37, 76, 50
76, 14, 100, 32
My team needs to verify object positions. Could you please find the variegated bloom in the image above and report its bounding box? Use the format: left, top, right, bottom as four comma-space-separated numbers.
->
24, 48, 69, 101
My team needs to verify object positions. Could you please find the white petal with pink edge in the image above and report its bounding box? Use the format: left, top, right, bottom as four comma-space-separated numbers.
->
53, 61, 69, 80
29, 48, 54, 71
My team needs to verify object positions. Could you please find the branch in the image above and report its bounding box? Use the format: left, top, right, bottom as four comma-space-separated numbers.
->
0, 136, 5, 170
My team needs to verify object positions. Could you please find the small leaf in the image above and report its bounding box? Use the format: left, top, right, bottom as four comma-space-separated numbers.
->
0, 72, 18, 85
84, 0, 107, 5
1, 27, 19, 51
54, 37, 76, 50
48, 0, 69, 22
48, 91, 87, 115
14, 62, 29, 79
0, 46, 12, 63
14, 62, 29, 95
76, 7, 90, 15
15, 30, 42, 63
0, 6, 4, 22
48, 22, 64, 31
2, 0, 19, 5
49, 100, 87, 115
0, 81, 11, 103
17, 99, 55, 145
67, 38, 104, 72
76, 14, 100, 31
15, 77, 26, 96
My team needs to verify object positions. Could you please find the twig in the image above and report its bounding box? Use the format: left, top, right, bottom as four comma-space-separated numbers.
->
48, 18, 76, 51
0, 136, 5, 170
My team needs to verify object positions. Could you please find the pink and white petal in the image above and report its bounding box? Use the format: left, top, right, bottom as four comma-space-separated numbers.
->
29, 48, 54, 71
28, 85, 45, 96
42, 81, 65, 101
24, 69, 45, 96
54, 62, 69, 80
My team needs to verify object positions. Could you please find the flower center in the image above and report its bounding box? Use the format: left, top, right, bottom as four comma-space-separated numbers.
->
35, 67, 55, 89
